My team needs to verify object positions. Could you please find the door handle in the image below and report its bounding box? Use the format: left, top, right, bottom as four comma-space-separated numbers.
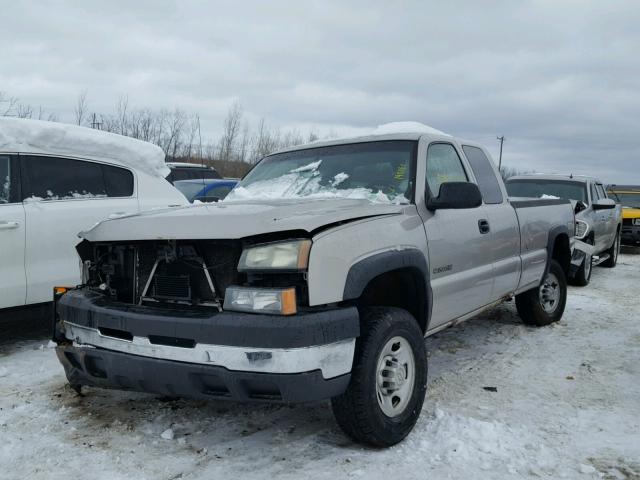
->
0, 221, 20, 230
478, 219, 490, 234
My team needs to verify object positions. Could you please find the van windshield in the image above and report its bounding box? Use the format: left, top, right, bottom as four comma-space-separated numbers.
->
225, 141, 416, 204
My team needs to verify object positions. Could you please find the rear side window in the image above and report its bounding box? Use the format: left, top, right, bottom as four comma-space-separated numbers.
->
0, 156, 10, 204
103, 164, 134, 197
425, 143, 468, 196
462, 146, 503, 204
22, 156, 133, 200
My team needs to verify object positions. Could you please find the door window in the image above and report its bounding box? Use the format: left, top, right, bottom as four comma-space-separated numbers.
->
0, 156, 10, 204
596, 184, 606, 199
22, 156, 133, 200
590, 183, 600, 203
425, 143, 468, 196
462, 145, 503, 204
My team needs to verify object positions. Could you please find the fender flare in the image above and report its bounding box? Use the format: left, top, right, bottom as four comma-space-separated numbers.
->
545, 225, 571, 276
342, 249, 432, 330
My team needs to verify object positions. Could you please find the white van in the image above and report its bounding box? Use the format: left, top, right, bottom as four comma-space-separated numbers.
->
0, 118, 187, 311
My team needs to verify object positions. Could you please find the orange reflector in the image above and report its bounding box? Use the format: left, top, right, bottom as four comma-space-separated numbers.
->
280, 288, 297, 315
54, 286, 69, 295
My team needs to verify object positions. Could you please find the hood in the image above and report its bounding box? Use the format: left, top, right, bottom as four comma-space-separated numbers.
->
80, 198, 406, 242
622, 207, 640, 219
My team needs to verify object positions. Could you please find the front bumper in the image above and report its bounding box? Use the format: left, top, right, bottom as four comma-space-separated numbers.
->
54, 289, 359, 403
621, 225, 640, 245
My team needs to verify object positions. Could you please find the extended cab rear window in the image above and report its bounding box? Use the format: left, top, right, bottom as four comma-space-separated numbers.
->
462, 145, 503, 204
22, 156, 134, 200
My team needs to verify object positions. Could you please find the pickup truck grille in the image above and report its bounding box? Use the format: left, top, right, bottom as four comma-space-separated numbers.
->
88, 240, 242, 306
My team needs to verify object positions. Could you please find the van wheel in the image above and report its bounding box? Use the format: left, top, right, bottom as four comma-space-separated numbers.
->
516, 259, 567, 326
601, 231, 620, 268
331, 307, 427, 447
571, 238, 592, 286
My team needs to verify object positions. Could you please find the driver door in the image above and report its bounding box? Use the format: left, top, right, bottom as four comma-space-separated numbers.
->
418, 142, 494, 330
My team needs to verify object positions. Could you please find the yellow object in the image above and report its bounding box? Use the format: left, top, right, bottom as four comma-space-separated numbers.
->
53, 286, 69, 295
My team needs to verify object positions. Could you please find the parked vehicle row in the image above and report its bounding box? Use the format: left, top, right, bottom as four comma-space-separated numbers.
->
52, 126, 577, 446
506, 174, 622, 286
607, 185, 640, 245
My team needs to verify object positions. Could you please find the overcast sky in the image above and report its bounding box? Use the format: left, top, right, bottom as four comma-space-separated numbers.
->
1, 1, 639, 183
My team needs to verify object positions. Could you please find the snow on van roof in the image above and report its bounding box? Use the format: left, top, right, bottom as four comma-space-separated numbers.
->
372, 121, 450, 136
0, 117, 169, 178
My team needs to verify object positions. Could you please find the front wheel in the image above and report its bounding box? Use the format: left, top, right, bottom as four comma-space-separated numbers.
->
331, 307, 427, 447
601, 230, 620, 268
516, 259, 567, 326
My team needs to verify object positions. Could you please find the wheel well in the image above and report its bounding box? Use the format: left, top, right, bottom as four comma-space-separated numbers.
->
356, 268, 428, 333
551, 233, 571, 276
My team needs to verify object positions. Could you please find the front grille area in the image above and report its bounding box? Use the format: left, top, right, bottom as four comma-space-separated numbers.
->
153, 275, 191, 300
623, 218, 632, 226
84, 240, 242, 307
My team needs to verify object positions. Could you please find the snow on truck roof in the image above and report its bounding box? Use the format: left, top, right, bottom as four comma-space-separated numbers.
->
270, 122, 452, 155
0, 117, 169, 178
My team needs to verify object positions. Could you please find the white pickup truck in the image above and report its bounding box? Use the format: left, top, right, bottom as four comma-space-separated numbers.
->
53, 124, 576, 446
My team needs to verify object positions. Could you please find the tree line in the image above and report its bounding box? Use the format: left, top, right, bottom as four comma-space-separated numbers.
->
1, 90, 326, 177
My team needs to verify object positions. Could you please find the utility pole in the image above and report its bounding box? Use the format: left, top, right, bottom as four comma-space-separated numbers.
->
497, 135, 505, 169
90, 112, 102, 130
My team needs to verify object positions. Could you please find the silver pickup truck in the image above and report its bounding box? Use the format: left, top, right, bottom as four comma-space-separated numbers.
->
53, 128, 575, 446
506, 175, 622, 286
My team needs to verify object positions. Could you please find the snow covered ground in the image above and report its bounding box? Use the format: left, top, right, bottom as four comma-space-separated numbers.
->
1, 252, 639, 480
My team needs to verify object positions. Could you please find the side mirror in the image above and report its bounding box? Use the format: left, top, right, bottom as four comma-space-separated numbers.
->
426, 182, 483, 211
592, 198, 615, 210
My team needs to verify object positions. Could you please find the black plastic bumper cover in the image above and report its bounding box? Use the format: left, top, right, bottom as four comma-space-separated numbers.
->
55, 289, 359, 349
57, 345, 351, 403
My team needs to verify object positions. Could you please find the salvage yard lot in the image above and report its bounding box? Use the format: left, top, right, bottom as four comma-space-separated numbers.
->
1, 252, 639, 480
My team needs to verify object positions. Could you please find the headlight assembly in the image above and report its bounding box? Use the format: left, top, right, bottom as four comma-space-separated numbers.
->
224, 286, 297, 315
575, 220, 588, 239
238, 239, 311, 272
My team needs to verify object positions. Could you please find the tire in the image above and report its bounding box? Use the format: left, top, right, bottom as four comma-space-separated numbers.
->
515, 259, 567, 326
601, 230, 620, 268
570, 238, 593, 286
331, 307, 427, 447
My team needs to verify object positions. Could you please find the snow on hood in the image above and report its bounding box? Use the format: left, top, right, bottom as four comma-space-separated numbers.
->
372, 121, 450, 136
0, 117, 169, 178
80, 198, 405, 241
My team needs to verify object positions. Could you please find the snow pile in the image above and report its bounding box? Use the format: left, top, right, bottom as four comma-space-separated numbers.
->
403, 409, 554, 476
0, 117, 169, 178
225, 160, 409, 204
372, 121, 449, 136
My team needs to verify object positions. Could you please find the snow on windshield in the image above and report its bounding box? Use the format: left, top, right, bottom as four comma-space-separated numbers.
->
225, 140, 414, 204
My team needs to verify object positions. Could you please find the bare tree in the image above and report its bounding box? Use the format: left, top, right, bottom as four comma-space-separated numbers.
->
218, 101, 243, 162
0, 91, 19, 116
74, 90, 88, 125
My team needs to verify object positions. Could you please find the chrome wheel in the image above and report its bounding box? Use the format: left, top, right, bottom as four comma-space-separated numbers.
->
376, 336, 415, 417
539, 272, 561, 314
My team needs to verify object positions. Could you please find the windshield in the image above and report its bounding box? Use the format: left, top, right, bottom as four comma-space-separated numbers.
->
225, 140, 416, 204
608, 191, 640, 208
506, 179, 587, 203
174, 182, 207, 202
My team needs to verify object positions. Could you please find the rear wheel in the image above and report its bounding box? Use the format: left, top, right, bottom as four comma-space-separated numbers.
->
601, 230, 620, 268
516, 259, 567, 326
331, 307, 427, 447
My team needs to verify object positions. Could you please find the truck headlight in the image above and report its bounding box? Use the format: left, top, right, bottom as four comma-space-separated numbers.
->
223, 286, 297, 315
238, 239, 311, 271
575, 220, 588, 239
